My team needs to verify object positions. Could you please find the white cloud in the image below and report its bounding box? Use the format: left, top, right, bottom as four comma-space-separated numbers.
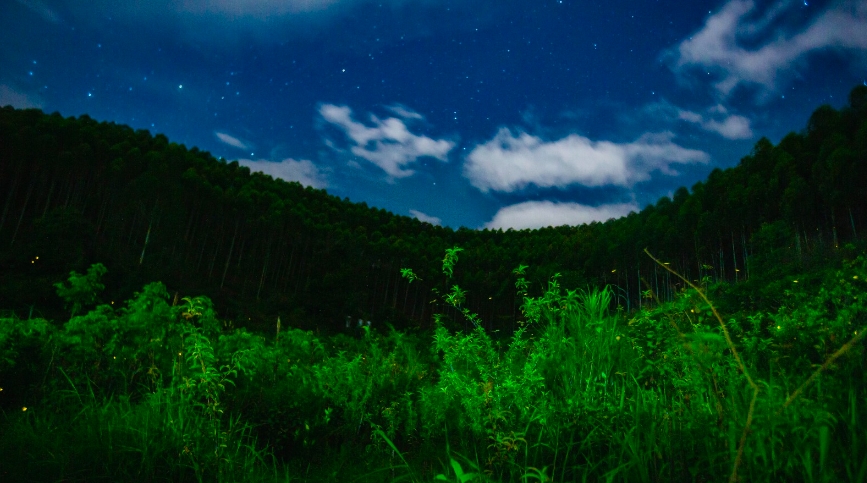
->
409, 209, 441, 225
238, 158, 328, 189
319, 103, 455, 179
386, 104, 424, 120
464, 128, 708, 193
643, 100, 753, 140
676, 105, 753, 140
0, 85, 42, 109
700, 114, 753, 140
484, 201, 638, 230
215, 131, 251, 150
669, 0, 867, 98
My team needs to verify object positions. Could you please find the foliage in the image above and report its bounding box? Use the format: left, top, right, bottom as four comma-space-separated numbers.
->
53, 262, 107, 317
2, 250, 867, 481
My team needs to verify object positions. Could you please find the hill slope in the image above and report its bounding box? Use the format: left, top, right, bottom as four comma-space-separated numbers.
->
1, 85, 866, 332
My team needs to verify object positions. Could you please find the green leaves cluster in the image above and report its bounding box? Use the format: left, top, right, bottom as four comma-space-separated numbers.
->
53, 262, 107, 317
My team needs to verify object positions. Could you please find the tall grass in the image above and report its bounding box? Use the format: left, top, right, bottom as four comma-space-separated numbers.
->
1, 251, 866, 481
0, 370, 283, 482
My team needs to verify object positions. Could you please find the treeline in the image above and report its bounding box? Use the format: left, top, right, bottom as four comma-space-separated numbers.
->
1, 85, 865, 334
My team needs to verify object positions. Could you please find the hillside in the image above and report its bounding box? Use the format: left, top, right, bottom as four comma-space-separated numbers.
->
1, 85, 866, 333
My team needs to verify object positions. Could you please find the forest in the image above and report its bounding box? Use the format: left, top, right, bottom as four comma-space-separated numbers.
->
0, 86, 865, 482
1, 86, 866, 334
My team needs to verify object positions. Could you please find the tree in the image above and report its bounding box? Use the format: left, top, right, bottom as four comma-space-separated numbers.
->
54, 263, 108, 317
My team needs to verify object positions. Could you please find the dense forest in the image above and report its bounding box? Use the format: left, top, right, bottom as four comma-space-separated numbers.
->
1, 85, 866, 335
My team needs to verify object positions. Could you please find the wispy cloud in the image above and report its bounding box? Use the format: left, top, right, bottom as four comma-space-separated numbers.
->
80, 0, 429, 22
238, 158, 328, 189
464, 128, 708, 193
0, 84, 42, 109
14, 0, 61, 23
668, 0, 867, 98
215, 131, 251, 150
484, 201, 638, 230
386, 104, 424, 120
319, 103, 455, 179
646, 101, 753, 140
681, 106, 752, 140
409, 209, 441, 225
177, 0, 344, 16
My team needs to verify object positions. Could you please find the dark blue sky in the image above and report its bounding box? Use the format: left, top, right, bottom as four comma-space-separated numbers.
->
3, 0, 865, 229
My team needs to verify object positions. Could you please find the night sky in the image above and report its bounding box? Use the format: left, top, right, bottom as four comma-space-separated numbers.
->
3, 0, 866, 230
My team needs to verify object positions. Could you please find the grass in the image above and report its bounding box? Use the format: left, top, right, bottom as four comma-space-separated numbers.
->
0, 367, 284, 483
1, 250, 867, 482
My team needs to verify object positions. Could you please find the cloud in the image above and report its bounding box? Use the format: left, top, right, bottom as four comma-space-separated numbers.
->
688, 112, 752, 139
238, 158, 328, 189
175, 0, 447, 18
675, 104, 753, 139
464, 128, 708, 193
386, 104, 424, 120
668, 0, 867, 98
215, 131, 252, 150
79, 0, 357, 20
409, 209, 441, 225
176, 0, 344, 16
642, 100, 753, 139
319, 103, 455, 179
0, 85, 43, 109
484, 201, 638, 230
76, 0, 438, 23
14, 0, 61, 23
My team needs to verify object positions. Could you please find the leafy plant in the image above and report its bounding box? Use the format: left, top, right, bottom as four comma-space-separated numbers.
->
53, 263, 107, 317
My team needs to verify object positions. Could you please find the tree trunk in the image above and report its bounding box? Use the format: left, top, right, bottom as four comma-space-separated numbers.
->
139, 219, 152, 265
731, 231, 738, 283
795, 231, 802, 258
257, 238, 272, 301
0, 174, 18, 238
220, 220, 239, 288
62, 177, 73, 209
383, 262, 391, 309
10, 182, 34, 247
196, 236, 207, 273
41, 179, 55, 217
394, 263, 402, 310
236, 234, 246, 270
257, 256, 269, 301
95, 188, 113, 236
184, 203, 198, 241
411, 281, 419, 319
624, 267, 631, 312
127, 211, 138, 247
403, 277, 410, 313
208, 242, 220, 279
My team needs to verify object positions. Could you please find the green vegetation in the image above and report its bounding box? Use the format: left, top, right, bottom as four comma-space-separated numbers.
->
1, 86, 866, 480
1, 249, 866, 481
1, 85, 866, 334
